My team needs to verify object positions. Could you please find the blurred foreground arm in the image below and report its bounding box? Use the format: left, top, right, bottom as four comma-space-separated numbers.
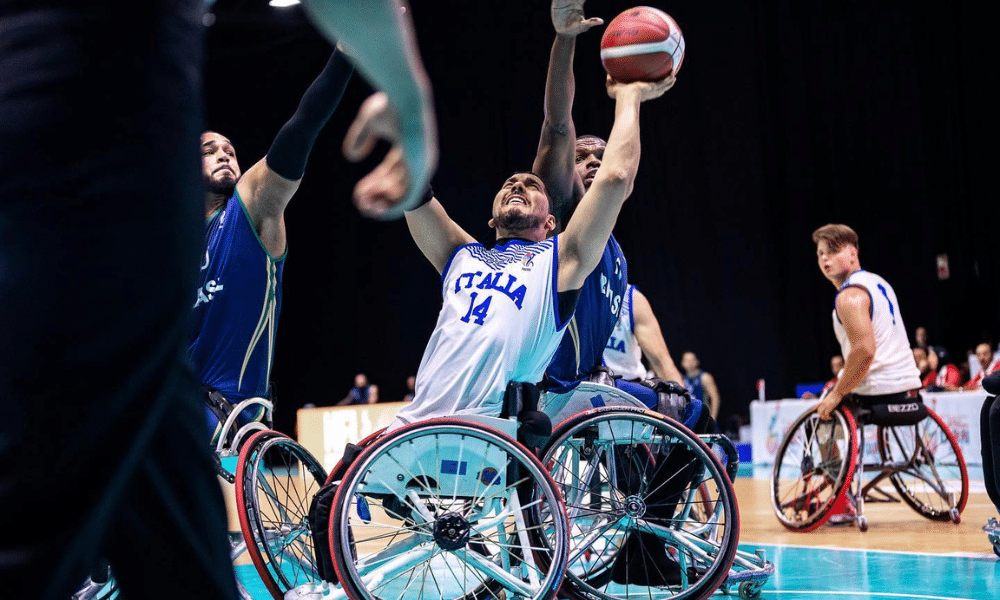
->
301, 0, 437, 220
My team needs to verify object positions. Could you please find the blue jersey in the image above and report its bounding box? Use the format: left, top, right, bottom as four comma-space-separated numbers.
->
189, 193, 285, 403
543, 235, 627, 393
683, 371, 704, 401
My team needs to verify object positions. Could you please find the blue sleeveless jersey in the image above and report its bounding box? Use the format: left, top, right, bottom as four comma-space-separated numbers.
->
683, 371, 705, 401
189, 193, 284, 403
544, 235, 628, 392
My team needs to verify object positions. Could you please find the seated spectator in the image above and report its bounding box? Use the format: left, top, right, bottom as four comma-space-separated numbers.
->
965, 343, 1000, 390
402, 375, 416, 403
913, 346, 930, 382
913, 325, 929, 351
923, 345, 962, 391
802, 354, 843, 399
338, 373, 374, 405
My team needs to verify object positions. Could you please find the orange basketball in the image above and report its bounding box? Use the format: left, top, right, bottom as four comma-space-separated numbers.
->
600, 6, 685, 83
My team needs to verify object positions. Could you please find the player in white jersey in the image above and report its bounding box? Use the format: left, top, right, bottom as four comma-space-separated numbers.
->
603, 284, 684, 383
389, 75, 673, 431
812, 223, 922, 420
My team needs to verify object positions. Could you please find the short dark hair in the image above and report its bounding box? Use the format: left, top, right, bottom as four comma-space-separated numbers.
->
812, 223, 859, 253
576, 134, 607, 147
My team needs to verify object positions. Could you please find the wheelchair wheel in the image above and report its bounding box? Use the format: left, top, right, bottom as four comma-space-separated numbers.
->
329, 418, 569, 600
877, 407, 968, 521
235, 430, 328, 600
542, 406, 739, 600
771, 407, 857, 532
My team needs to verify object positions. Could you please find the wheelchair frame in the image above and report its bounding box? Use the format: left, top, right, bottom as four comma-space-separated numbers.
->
771, 402, 968, 533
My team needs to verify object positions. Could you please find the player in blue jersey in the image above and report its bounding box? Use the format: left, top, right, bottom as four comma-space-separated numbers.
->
533, 1, 686, 408
191, 48, 355, 445
387, 73, 672, 432
532, 1, 631, 395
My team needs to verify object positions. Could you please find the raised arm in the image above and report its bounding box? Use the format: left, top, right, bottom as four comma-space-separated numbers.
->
631, 288, 684, 383
301, 0, 437, 220
556, 76, 673, 292
404, 198, 476, 274
532, 0, 602, 216
236, 49, 353, 256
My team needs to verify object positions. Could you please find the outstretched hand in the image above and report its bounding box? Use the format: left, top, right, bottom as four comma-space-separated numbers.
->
343, 91, 438, 220
606, 74, 676, 102
551, 0, 603, 36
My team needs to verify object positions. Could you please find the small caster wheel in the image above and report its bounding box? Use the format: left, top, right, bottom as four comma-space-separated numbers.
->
950, 508, 961, 524
739, 581, 763, 599
857, 516, 868, 532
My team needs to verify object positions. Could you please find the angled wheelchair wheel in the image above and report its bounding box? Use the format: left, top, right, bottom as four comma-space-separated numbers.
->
877, 407, 968, 521
235, 430, 328, 600
542, 406, 739, 600
329, 418, 569, 600
771, 407, 857, 532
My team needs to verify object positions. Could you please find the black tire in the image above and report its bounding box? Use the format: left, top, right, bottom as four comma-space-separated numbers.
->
235, 430, 328, 599
877, 407, 969, 521
770, 407, 857, 532
543, 407, 739, 600
329, 418, 569, 600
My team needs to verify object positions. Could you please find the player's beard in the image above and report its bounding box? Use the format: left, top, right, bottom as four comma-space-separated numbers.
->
207, 176, 236, 198
494, 208, 546, 234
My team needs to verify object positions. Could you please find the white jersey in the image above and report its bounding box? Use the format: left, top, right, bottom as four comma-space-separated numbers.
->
603, 285, 646, 380
832, 270, 921, 395
393, 238, 568, 427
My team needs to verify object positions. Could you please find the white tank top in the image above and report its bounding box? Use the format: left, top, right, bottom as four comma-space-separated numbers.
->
832, 270, 921, 395
603, 285, 646, 380
393, 238, 567, 427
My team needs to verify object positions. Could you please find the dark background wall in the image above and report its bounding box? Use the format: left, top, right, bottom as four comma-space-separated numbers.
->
203, 0, 995, 437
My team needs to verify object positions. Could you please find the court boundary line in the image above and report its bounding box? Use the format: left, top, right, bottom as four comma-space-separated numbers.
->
741, 541, 998, 560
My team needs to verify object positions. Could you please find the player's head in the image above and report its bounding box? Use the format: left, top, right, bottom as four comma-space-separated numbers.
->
680, 351, 699, 374
201, 131, 241, 197
812, 223, 860, 285
927, 346, 949, 371
975, 343, 994, 369
831, 354, 844, 375
489, 172, 556, 241
575, 135, 607, 191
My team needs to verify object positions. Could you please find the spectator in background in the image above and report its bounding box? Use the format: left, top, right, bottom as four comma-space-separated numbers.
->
913, 326, 929, 351
338, 373, 373, 405
402, 375, 416, 403
367, 384, 380, 404
680, 351, 721, 420
965, 343, 1000, 390
801, 355, 843, 399
923, 345, 962, 391
914, 346, 931, 384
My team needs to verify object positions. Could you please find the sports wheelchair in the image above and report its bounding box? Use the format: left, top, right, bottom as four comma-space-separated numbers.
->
236, 377, 769, 600
238, 387, 570, 600
539, 377, 772, 600
770, 392, 968, 532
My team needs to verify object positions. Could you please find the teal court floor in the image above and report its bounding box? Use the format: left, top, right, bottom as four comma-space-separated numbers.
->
232, 464, 1000, 600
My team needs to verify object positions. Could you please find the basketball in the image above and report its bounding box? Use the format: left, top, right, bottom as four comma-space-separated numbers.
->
600, 6, 685, 83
